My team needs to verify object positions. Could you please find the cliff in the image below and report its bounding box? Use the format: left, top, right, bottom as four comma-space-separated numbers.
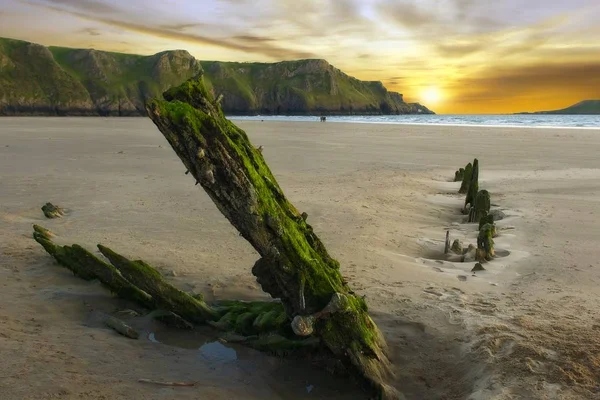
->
0, 37, 433, 116
0, 37, 201, 116
518, 100, 600, 115
200, 59, 432, 114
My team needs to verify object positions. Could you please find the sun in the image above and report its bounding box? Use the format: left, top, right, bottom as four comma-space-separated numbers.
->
421, 87, 443, 105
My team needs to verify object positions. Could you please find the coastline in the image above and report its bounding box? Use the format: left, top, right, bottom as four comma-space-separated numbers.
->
1, 115, 599, 130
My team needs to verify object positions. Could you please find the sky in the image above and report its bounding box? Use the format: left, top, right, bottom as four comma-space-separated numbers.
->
1, 0, 599, 114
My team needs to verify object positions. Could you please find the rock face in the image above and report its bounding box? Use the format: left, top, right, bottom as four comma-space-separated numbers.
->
0, 37, 433, 116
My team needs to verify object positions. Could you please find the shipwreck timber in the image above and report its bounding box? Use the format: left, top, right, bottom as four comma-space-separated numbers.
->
33, 73, 400, 399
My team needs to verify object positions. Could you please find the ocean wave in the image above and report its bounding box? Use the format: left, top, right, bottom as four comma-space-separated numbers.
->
230, 114, 600, 129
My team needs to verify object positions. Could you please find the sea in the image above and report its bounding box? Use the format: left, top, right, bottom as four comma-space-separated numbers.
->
230, 114, 600, 129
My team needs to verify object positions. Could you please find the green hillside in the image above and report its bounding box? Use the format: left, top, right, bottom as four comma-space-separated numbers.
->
200, 59, 430, 114
0, 37, 432, 116
518, 100, 600, 115
540, 100, 600, 115
0, 37, 201, 115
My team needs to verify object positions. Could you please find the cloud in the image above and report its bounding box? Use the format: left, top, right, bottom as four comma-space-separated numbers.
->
24, 0, 315, 59
159, 23, 202, 31
380, 1, 437, 29
435, 42, 485, 57
80, 27, 101, 36
232, 35, 276, 44
449, 61, 600, 105
428, 12, 573, 59
39, 0, 118, 13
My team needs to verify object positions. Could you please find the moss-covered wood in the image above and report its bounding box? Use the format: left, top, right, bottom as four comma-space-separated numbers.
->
33, 224, 53, 240
454, 168, 465, 182
476, 223, 495, 262
458, 163, 472, 194
41, 202, 64, 218
464, 159, 479, 209
104, 315, 140, 339
468, 189, 491, 223
146, 74, 397, 398
33, 231, 154, 308
478, 214, 494, 230
98, 244, 218, 323
33, 227, 303, 338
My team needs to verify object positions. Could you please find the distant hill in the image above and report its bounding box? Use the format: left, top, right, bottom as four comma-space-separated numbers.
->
0, 37, 433, 116
518, 100, 600, 115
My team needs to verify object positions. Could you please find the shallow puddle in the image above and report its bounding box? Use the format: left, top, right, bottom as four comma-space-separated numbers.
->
145, 325, 367, 399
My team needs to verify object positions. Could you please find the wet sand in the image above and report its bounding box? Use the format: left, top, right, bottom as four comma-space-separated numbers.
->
1, 117, 600, 399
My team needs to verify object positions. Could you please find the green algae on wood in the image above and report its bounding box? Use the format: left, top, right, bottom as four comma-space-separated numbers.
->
478, 214, 494, 230
41, 202, 64, 218
97, 244, 218, 323
33, 224, 53, 240
33, 231, 154, 308
469, 190, 491, 223
146, 74, 397, 398
458, 163, 472, 194
477, 223, 495, 262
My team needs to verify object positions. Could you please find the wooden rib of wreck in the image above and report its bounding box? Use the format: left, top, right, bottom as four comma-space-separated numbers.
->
145, 73, 398, 399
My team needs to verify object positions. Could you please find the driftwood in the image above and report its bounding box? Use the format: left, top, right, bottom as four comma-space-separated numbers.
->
145, 74, 397, 398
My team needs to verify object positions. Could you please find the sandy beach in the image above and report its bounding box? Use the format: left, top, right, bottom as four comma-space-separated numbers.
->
1, 117, 600, 399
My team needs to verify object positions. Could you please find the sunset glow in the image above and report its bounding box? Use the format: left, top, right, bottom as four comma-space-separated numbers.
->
1, 0, 598, 114
421, 87, 443, 106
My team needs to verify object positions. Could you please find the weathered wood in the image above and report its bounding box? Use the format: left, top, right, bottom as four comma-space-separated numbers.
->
468, 190, 491, 223
33, 227, 296, 337
444, 230, 451, 254
454, 168, 464, 182
104, 315, 139, 339
97, 245, 218, 323
146, 75, 397, 398
41, 202, 64, 218
33, 224, 53, 240
478, 214, 494, 230
464, 159, 479, 209
477, 223, 495, 262
458, 163, 472, 194
33, 231, 154, 308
